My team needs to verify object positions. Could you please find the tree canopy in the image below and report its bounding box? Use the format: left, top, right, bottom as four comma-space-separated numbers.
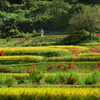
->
68, 5, 100, 37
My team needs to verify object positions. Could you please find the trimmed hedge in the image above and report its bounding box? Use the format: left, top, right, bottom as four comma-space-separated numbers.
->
0, 88, 100, 100
78, 42, 100, 46
79, 53, 100, 56
46, 56, 100, 62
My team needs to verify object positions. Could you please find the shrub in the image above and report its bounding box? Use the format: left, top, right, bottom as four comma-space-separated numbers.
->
67, 72, 84, 85
56, 72, 67, 84
29, 69, 45, 83
44, 74, 59, 84
92, 71, 100, 84
0, 75, 17, 87
85, 75, 94, 85
22, 33, 32, 40
6, 36, 11, 42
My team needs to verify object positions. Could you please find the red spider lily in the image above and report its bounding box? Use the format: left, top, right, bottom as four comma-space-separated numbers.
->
73, 65, 76, 67
70, 61, 76, 68
79, 69, 82, 72
98, 50, 100, 53
94, 61, 100, 70
59, 61, 65, 67
0, 50, 4, 56
70, 63, 73, 68
93, 49, 97, 52
76, 53, 78, 56
72, 61, 74, 63
27, 65, 37, 73
80, 50, 82, 52
96, 33, 100, 36
65, 64, 69, 68
72, 49, 78, 53
65, 66, 68, 71
32, 65, 37, 68
29, 40, 32, 43
46, 68, 50, 71
50, 63, 55, 67
65, 64, 69, 71
87, 65, 90, 69
98, 61, 100, 65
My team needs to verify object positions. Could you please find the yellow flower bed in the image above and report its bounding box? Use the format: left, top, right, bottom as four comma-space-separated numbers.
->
0, 88, 99, 100
79, 53, 100, 56
49, 45, 88, 50
0, 55, 43, 60
46, 56, 100, 62
0, 46, 69, 52
78, 42, 100, 46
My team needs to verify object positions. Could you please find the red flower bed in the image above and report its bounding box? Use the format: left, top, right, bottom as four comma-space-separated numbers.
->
0, 50, 4, 56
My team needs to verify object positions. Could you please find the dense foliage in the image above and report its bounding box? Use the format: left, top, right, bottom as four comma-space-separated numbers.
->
68, 5, 100, 38
0, 0, 100, 37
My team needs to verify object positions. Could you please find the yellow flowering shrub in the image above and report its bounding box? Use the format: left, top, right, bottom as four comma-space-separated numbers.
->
0, 55, 43, 60
79, 53, 100, 56
0, 88, 99, 100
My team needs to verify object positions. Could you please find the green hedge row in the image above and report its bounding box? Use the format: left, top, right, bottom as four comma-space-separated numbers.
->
46, 56, 100, 62
4, 51, 70, 57
79, 53, 100, 56
0, 59, 43, 64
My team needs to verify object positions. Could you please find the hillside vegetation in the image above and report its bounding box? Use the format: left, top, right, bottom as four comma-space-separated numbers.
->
0, 0, 100, 38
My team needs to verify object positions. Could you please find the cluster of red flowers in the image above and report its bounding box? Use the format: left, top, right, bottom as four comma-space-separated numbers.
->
46, 63, 55, 71
89, 47, 97, 52
87, 65, 90, 69
50, 63, 55, 67
72, 48, 82, 54
65, 64, 70, 71
70, 61, 76, 68
65, 61, 76, 71
94, 62, 100, 70
59, 61, 65, 67
46, 61, 100, 72
27, 65, 37, 73
89, 47, 100, 53
95, 33, 100, 36
0, 50, 4, 56
46, 68, 50, 71
29, 40, 32, 43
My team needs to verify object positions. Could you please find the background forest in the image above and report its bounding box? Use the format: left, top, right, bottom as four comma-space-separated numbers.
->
0, 0, 100, 37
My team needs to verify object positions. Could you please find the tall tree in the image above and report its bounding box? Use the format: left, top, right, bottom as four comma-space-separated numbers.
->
68, 5, 100, 37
